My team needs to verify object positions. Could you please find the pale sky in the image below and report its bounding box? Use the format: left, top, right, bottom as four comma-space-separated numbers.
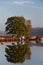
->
0, 0, 43, 31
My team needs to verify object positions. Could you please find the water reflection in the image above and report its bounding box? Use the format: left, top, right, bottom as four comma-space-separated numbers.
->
5, 42, 31, 64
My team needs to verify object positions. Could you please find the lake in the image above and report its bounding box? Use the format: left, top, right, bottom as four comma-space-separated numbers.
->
0, 42, 43, 65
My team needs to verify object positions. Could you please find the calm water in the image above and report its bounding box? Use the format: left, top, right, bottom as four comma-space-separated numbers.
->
0, 42, 43, 65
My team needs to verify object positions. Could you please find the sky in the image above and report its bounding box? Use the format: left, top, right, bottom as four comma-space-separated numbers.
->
0, 0, 43, 31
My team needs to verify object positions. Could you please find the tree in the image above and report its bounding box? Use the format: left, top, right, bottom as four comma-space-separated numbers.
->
5, 16, 31, 43
5, 43, 31, 64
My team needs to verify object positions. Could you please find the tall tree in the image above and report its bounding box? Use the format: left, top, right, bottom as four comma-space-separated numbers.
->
5, 16, 31, 43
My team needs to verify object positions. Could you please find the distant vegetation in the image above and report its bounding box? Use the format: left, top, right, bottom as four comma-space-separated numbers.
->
30, 28, 43, 36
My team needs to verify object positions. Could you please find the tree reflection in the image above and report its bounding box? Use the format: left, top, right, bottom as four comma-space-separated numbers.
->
5, 43, 31, 64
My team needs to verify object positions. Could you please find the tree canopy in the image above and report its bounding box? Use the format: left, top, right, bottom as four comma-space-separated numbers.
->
5, 16, 31, 36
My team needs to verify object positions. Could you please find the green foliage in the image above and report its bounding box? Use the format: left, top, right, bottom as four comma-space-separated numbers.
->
5, 43, 31, 63
5, 16, 31, 36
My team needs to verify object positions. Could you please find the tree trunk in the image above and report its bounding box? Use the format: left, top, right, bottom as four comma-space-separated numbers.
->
17, 35, 20, 45
12, 35, 13, 44
20, 36, 23, 44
